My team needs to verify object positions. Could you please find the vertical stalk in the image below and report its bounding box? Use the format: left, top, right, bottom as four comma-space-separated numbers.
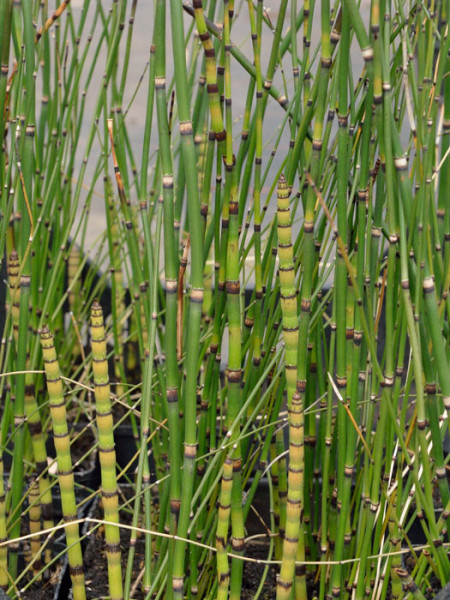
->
9, 266, 30, 578
222, 3, 244, 597
215, 457, 233, 600
169, 0, 204, 596
0, 1, 12, 177
329, 6, 354, 594
0, 440, 7, 590
153, 2, 181, 598
40, 326, 86, 600
91, 301, 123, 600
247, 0, 263, 371
276, 174, 302, 599
28, 479, 42, 580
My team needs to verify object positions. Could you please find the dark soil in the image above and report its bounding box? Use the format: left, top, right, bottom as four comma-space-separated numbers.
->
19, 566, 63, 599
241, 543, 277, 599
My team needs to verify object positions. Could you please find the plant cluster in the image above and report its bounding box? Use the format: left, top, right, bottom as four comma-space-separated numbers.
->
0, 0, 448, 599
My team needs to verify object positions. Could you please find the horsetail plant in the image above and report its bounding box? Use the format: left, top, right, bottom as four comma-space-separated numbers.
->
153, 0, 182, 584
276, 174, 304, 600
27, 479, 42, 580
0, 440, 7, 590
90, 300, 123, 600
215, 457, 233, 600
0, 0, 448, 598
40, 326, 86, 600
169, 0, 205, 596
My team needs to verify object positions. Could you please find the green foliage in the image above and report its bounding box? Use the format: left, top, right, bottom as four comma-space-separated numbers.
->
0, 0, 448, 599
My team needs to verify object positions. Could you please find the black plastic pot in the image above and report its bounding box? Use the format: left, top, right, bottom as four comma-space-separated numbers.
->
114, 425, 157, 482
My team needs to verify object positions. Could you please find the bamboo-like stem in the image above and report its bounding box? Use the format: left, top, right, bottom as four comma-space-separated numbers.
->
276, 396, 303, 600
276, 175, 298, 404
222, 3, 245, 597
182, 1, 296, 118
9, 266, 30, 579
395, 568, 427, 600
247, 0, 263, 373
153, 2, 182, 598
216, 457, 232, 600
10, 250, 52, 558
24, 371, 53, 566
138, 191, 165, 594
0, 1, 12, 167
192, 0, 225, 145
422, 276, 450, 412
109, 195, 126, 399
90, 301, 123, 600
276, 427, 288, 560
177, 237, 190, 361
35, 0, 71, 43
139, 3, 156, 202
169, 0, 204, 595
7, 250, 19, 346
0, 440, 7, 590
28, 479, 42, 580
387, 489, 402, 600
276, 174, 303, 599
40, 326, 86, 600
329, 5, 357, 594
289, 1, 332, 592
67, 245, 81, 318
107, 118, 142, 296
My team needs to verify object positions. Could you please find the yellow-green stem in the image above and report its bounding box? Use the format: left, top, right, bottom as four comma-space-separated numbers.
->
40, 326, 86, 600
90, 301, 123, 600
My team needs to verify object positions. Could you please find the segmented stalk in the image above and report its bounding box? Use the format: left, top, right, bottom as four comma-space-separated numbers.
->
7, 250, 19, 344
153, 2, 182, 592
104, 177, 127, 417
67, 245, 81, 316
422, 277, 450, 412
9, 265, 30, 578
5, 249, 25, 571
24, 374, 53, 566
170, 0, 205, 594
276, 175, 303, 600
0, 1, 12, 167
330, 7, 358, 594
247, 0, 263, 371
269, 440, 282, 558
0, 441, 7, 589
40, 326, 86, 600
216, 457, 233, 600
223, 3, 245, 596
35, 0, 70, 43
192, 0, 226, 145
90, 301, 123, 600
276, 428, 288, 555
388, 491, 402, 600
394, 569, 427, 600
276, 175, 298, 403
67, 245, 82, 362
28, 479, 42, 579
9, 251, 53, 565
107, 118, 142, 296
